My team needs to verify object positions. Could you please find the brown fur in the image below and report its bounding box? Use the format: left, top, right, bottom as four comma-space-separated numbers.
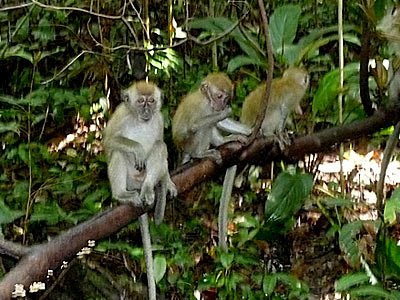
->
240, 67, 308, 127
129, 80, 156, 95
172, 73, 234, 150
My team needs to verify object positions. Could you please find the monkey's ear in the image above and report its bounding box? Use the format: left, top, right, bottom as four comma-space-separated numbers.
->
200, 82, 209, 95
121, 90, 129, 102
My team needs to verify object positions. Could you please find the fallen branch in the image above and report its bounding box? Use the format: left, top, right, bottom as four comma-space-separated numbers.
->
0, 105, 399, 299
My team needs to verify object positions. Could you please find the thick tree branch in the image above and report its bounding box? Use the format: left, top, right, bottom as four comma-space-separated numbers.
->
0, 105, 399, 299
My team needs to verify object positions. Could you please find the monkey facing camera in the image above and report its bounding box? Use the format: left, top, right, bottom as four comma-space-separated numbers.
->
103, 81, 176, 300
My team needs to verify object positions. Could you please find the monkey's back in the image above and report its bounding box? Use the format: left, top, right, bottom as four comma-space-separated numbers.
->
172, 90, 209, 150
240, 84, 265, 127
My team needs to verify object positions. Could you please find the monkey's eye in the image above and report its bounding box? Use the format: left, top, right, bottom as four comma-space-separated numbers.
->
147, 97, 154, 103
216, 92, 224, 100
137, 97, 145, 104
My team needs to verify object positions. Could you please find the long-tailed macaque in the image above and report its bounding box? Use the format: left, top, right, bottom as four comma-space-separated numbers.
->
172, 73, 251, 164
376, 5, 400, 204
172, 73, 252, 253
218, 67, 309, 251
241, 67, 309, 140
104, 81, 177, 300
377, 4, 400, 102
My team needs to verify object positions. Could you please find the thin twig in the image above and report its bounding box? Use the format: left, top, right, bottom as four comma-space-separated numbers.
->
121, 17, 139, 46
0, 2, 33, 11
31, 0, 124, 19
41, 50, 97, 85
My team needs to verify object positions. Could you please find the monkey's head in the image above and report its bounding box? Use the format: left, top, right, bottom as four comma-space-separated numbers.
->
122, 81, 162, 122
283, 67, 309, 91
200, 73, 234, 111
377, 5, 400, 52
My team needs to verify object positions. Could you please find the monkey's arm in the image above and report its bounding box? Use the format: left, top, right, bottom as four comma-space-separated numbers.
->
106, 136, 146, 170
217, 118, 252, 135
211, 127, 248, 147
189, 108, 232, 133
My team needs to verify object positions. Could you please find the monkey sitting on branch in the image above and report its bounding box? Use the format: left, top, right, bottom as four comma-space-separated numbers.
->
218, 67, 309, 251
103, 81, 177, 300
172, 72, 252, 164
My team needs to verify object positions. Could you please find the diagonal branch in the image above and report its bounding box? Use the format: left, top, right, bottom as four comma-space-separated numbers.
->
0, 104, 399, 299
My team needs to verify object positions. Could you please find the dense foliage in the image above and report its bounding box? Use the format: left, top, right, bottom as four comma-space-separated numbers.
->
1, 0, 400, 299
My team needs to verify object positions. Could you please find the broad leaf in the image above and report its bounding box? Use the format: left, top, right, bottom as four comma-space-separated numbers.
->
384, 188, 400, 225
335, 272, 369, 292
265, 171, 313, 222
0, 200, 24, 225
154, 255, 167, 283
270, 5, 301, 54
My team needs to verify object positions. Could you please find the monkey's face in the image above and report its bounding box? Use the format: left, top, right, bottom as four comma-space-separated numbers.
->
135, 94, 158, 121
122, 82, 162, 122
201, 82, 231, 111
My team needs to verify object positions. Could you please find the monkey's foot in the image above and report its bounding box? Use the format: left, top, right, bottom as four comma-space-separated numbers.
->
275, 131, 291, 151
197, 149, 223, 164
167, 180, 178, 197
140, 182, 155, 206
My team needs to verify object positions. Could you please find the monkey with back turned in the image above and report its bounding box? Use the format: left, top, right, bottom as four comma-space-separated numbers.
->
218, 67, 309, 251
377, 4, 400, 102
104, 81, 177, 300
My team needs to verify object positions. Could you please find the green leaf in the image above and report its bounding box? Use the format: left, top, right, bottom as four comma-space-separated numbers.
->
0, 122, 20, 134
376, 235, 400, 278
32, 17, 55, 45
339, 221, 363, 268
31, 202, 69, 225
153, 255, 167, 283
263, 274, 277, 295
220, 251, 234, 268
350, 285, 397, 300
384, 188, 400, 225
270, 4, 301, 54
2, 45, 33, 63
227, 55, 265, 73
0, 200, 24, 225
265, 171, 313, 222
335, 272, 370, 292
312, 63, 359, 118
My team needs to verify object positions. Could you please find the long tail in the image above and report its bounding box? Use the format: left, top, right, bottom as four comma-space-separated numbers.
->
139, 213, 156, 300
218, 165, 237, 252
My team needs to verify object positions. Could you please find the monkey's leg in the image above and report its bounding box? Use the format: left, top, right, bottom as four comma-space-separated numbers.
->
108, 151, 143, 205
154, 183, 166, 226
140, 141, 169, 207
139, 214, 156, 300
218, 165, 237, 252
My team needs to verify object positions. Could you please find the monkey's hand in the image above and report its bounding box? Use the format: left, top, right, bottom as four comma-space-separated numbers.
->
140, 181, 155, 206
133, 145, 147, 171
219, 107, 232, 120
167, 178, 178, 197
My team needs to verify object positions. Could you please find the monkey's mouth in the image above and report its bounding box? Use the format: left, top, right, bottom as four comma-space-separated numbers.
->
211, 101, 227, 111
140, 108, 152, 121
140, 115, 152, 122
